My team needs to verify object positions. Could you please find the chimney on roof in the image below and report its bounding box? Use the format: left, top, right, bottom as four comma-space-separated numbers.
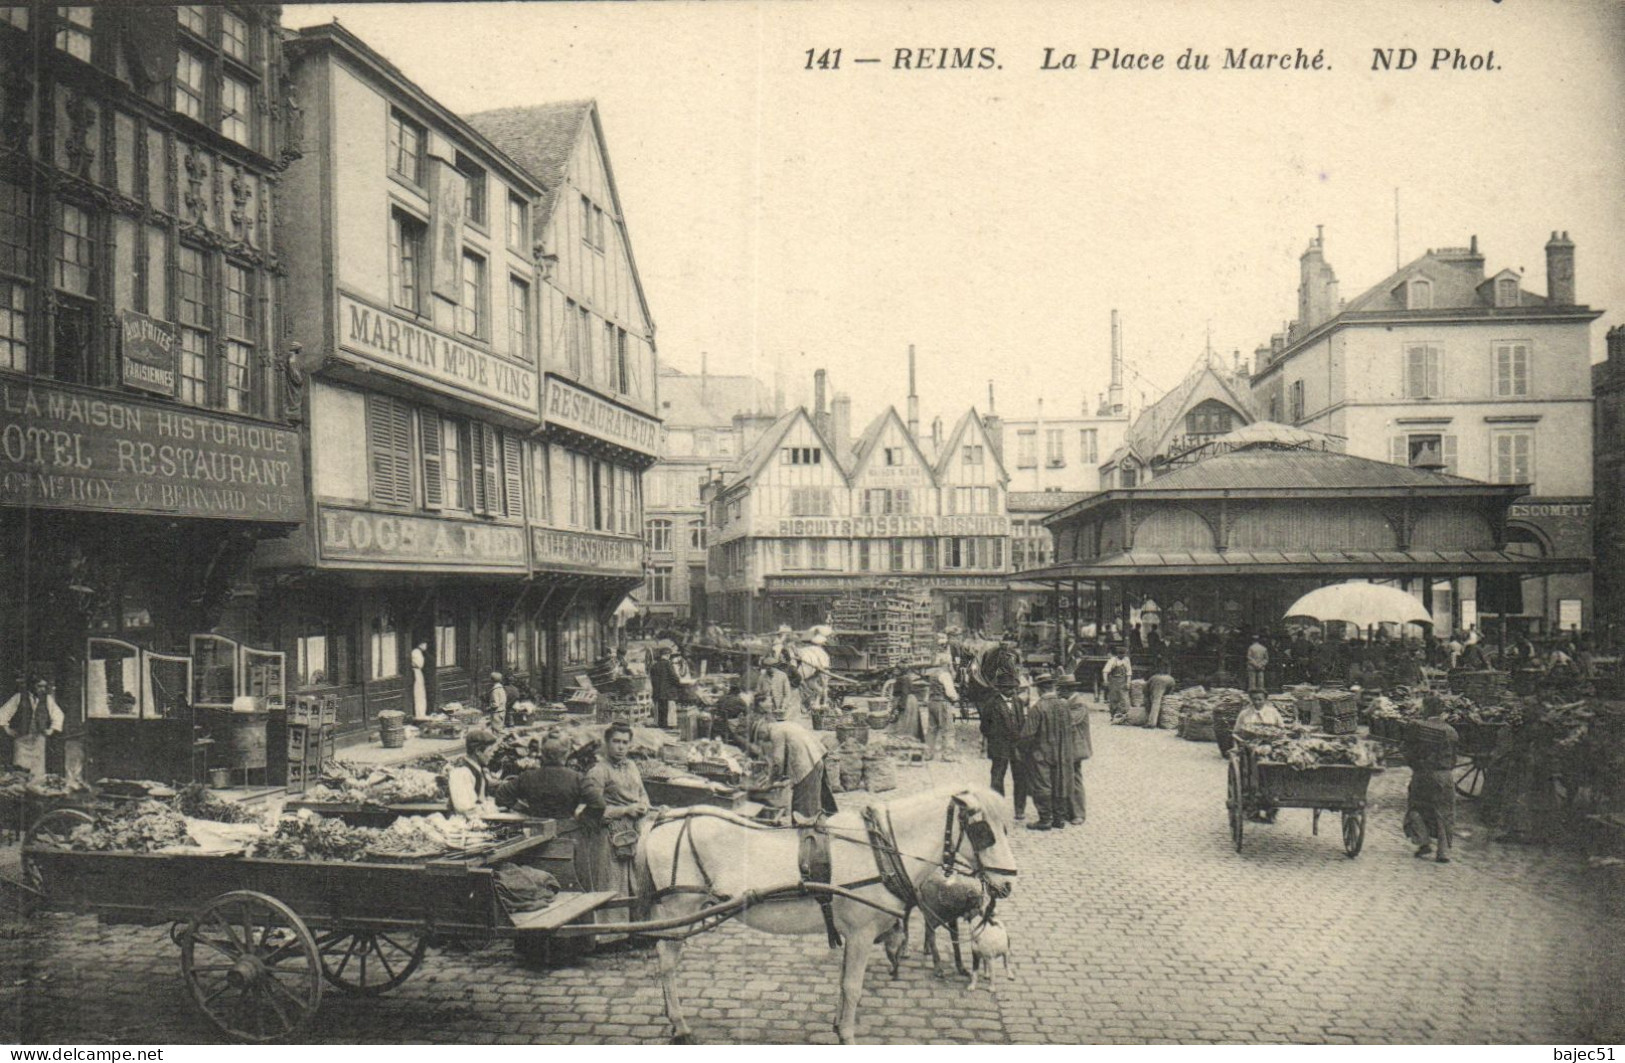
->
831, 391, 852, 465
1108, 311, 1124, 415
931, 415, 943, 452
700, 351, 708, 409
983, 381, 1003, 461
813, 368, 829, 440
1297, 227, 1340, 331
906, 344, 920, 437
987, 380, 996, 414
1546, 230, 1575, 306
1254, 343, 1274, 376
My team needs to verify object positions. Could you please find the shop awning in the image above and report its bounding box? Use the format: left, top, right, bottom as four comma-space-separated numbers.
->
1016, 547, 1590, 581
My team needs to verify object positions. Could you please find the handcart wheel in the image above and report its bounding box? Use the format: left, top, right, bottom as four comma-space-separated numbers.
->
1226, 757, 1244, 852
316, 930, 428, 995
180, 890, 323, 1043
1341, 811, 1365, 858
1453, 754, 1487, 800
21, 808, 94, 891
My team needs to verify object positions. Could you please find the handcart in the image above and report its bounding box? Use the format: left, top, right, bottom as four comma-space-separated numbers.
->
1226, 743, 1379, 858
1450, 719, 1504, 799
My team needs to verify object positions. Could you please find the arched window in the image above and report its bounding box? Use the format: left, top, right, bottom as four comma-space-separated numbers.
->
1184, 399, 1236, 439
645, 518, 672, 552
1495, 276, 1519, 308
1408, 277, 1433, 310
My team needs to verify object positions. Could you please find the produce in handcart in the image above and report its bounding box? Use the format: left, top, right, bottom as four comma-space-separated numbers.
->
170, 782, 260, 823
64, 800, 196, 853
1240, 724, 1380, 769
251, 811, 378, 861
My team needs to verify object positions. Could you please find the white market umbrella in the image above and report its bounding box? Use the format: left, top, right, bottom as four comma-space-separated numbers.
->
1283, 581, 1432, 629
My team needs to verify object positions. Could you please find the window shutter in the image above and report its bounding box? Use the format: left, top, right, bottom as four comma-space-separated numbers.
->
419, 411, 443, 509
480, 424, 501, 516
1442, 435, 1458, 476
502, 432, 525, 519
1390, 435, 1407, 466
367, 394, 412, 506
467, 422, 489, 514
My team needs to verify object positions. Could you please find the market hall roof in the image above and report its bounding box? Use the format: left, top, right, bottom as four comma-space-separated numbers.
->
1104, 362, 1259, 468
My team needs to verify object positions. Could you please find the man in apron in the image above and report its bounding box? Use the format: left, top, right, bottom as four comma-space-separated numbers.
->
1, 677, 66, 777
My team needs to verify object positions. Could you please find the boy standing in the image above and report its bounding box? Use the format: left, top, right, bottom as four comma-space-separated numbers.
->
1403, 711, 1460, 863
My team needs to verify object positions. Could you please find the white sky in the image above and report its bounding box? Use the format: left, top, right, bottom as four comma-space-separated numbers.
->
284, 0, 1625, 427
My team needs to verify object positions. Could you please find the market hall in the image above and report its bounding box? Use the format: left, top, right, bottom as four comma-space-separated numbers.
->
1016, 428, 1591, 665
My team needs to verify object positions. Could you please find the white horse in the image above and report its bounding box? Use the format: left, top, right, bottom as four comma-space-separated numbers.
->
638, 785, 1017, 1043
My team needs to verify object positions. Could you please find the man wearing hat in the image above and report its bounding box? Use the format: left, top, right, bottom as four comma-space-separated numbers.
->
1061, 677, 1093, 824
487, 672, 509, 726
1101, 644, 1133, 722
1019, 673, 1077, 830
649, 646, 682, 729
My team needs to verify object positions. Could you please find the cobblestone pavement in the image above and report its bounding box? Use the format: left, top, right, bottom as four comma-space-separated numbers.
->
3, 714, 1620, 1044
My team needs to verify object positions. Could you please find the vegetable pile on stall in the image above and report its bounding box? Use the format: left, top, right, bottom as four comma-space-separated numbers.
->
65, 800, 195, 852
171, 782, 259, 823
1239, 724, 1380, 769
303, 763, 446, 805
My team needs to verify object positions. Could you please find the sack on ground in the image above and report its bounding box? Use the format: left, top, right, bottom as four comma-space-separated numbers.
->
863, 752, 897, 792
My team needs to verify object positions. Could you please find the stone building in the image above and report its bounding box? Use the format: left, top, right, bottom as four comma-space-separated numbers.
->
1593, 326, 1625, 643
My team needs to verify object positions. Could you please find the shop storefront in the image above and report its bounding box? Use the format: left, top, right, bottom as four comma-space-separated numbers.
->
1, 374, 307, 779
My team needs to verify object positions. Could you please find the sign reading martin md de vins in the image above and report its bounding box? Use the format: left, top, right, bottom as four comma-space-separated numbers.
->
0, 375, 305, 521
119, 310, 178, 397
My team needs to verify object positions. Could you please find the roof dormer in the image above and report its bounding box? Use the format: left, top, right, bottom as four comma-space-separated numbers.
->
1406, 275, 1434, 310
1487, 268, 1521, 308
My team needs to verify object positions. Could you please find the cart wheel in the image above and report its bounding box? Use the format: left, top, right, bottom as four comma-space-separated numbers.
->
179, 890, 322, 1043
1227, 757, 1244, 852
1454, 755, 1487, 800
316, 930, 428, 995
1341, 811, 1365, 858
21, 808, 94, 891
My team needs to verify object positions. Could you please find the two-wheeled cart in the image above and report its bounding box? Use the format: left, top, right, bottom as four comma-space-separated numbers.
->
1226, 744, 1379, 858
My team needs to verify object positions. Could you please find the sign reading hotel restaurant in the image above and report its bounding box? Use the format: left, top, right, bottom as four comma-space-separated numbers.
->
118, 310, 178, 397
336, 292, 536, 416
317, 505, 527, 569
543, 376, 659, 457
0, 375, 305, 521
530, 527, 644, 575
772, 514, 1010, 538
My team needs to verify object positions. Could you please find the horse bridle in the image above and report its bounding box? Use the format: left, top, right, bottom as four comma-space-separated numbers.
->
942, 793, 1018, 888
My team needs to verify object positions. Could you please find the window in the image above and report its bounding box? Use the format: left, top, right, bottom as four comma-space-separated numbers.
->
390, 209, 426, 313
506, 194, 528, 250
1394, 433, 1457, 475
0, 179, 26, 275
0, 281, 24, 372
459, 251, 486, 337
296, 617, 352, 688
789, 487, 831, 516
580, 195, 604, 250
1121, 461, 1138, 488
1079, 429, 1098, 464
176, 245, 209, 405
508, 275, 530, 358
1016, 431, 1036, 467
963, 444, 983, 465
616, 327, 630, 394
1408, 277, 1433, 310
689, 519, 705, 551
435, 607, 459, 667
456, 155, 487, 226
884, 446, 904, 466
220, 10, 249, 60
649, 565, 673, 603
220, 74, 252, 146
440, 415, 465, 510
809, 539, 829, 570
1494, 342, 1530, 397
1492, 431, 1533, 487
781, 539, 803, 570
564, 299, 581, 374
177, 5, 207, 36
646, 518, 672, 552
388, 109, 424, 185
56, 202, 93, 296
1495, 276, 1519, 308
1404, 343, 1442, 399
175, 49, 207, 121
889, 539, 906, 572
1045, 429, 1064, 466
222, 262, 254, 412
862, 489, 890, 516
369, 606, 399, 681
781, 446, 821, 465
529, 441, 549, 523
366, 393, 415, 507
1289, 380, 1305, 422
577, 304, 593, 381
1185, 401, 1235, 437
55, 6, 92, 61
0, 7, 27, 30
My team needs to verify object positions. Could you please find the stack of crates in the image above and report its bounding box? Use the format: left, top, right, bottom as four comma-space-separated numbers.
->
1316, 690, 1359, 735
286, 695, 337, 793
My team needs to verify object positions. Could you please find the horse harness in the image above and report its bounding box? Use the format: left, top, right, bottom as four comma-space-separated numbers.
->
644, 796, 1012, 938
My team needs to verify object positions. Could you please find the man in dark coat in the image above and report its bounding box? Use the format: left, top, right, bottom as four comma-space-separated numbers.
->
979, 684, 1030, 821
1020, 674, 1077, 830
648, 647, 681, 729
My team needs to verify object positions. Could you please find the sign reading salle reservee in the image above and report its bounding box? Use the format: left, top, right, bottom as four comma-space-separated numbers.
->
336, 292, 536, 416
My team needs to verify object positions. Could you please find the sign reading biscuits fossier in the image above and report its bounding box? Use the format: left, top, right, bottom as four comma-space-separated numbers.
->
336, 292, 536, 416
771, 514, 1010, 538
543, 376, 659, 456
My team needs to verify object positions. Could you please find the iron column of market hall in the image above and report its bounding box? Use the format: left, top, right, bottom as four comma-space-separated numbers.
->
0, 6, 309, 783
256, 24, 659, 740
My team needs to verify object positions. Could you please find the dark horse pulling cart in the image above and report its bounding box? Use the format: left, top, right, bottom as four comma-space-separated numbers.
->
1226, 744, 1379, 858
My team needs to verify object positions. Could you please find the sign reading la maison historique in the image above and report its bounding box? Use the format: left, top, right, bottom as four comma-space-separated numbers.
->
0, 374, 305, 521
336, 292, 537, 417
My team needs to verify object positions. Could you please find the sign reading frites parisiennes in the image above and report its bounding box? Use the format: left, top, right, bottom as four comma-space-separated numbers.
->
119, 310, 178, 397
530, 527, 644, 575
772, 514, 1010, 538
0, 375, 304, 521
317, 505, 527, 569
543, 377, 659, 456
336, 293, 536, 415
